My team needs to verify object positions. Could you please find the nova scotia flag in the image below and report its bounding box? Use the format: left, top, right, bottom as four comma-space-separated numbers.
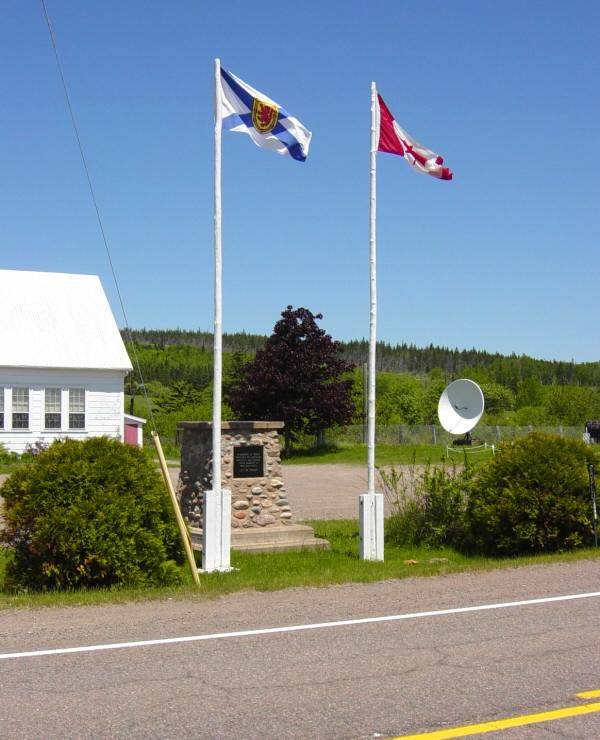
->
218, 67, 312, 162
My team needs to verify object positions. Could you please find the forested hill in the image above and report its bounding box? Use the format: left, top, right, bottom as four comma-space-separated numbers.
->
124, 328, 600, 388
125, 328, 266, 353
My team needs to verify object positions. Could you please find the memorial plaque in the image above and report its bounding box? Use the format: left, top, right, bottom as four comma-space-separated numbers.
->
233, 445, 264, 478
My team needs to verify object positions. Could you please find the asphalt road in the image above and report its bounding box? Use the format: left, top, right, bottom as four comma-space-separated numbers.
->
2, 560, 600, 739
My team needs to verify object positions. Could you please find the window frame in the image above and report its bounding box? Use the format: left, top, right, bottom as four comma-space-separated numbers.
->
44, 388, 62, 430
68, 388, 86, 430
12, 388, 29, 430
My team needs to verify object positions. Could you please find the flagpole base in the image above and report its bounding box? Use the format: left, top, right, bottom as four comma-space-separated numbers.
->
202, 488, 232, 573
198, 567, 237, 574
359, 493, 384, 561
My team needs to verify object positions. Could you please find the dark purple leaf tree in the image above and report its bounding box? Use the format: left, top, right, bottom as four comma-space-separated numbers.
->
227, 306, 355, 451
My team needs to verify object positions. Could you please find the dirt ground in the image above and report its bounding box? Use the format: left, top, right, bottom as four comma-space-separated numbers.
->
277, 464, 390, 519
182, 464, 413, 520
169, 465, 403, 520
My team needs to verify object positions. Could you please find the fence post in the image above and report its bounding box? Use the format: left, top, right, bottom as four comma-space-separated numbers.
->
559, 425, 564, 437
496, 425, 501, 441
432, 425, 437, 445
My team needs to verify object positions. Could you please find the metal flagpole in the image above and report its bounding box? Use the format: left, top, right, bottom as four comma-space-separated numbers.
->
213, 57, 223, 503
203, 58, 232, 572
367, 81, 377, 497
359, 81, 384, 561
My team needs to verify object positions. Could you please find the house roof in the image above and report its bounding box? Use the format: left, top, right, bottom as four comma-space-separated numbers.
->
124, 413, 147, 425
0, 269, 133, 371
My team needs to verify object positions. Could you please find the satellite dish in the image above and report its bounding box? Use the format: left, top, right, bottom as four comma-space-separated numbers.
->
438, 379, 485, 435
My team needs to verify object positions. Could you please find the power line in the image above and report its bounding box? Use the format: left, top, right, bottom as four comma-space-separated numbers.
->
40, 0, 156, 432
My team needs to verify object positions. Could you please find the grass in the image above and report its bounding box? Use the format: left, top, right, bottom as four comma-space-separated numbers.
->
135, 437, 496, 469
0, 457, 31, 475
283, 443, 495, 466
144, 441, 494, 469
1, 519, 599, 610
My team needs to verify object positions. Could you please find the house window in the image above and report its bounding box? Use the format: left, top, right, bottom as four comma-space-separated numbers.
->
45, 388, 62, 429
12, 388, 29, 429
69, 389, 85, 429
0, 388, 4, 429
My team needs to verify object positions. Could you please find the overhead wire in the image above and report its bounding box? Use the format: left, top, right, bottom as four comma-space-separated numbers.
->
39, 0, 157, 433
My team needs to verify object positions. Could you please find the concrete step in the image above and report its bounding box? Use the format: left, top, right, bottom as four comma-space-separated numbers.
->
190, 524, 330, 553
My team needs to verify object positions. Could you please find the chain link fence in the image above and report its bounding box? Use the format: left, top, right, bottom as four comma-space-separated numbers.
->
326, 424, 583, 446
160, 424, 583, 456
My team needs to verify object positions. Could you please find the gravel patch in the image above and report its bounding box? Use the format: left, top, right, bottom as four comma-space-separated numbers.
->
1, 466, 416, 526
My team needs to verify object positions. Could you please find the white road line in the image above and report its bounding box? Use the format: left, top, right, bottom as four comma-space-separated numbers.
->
2, 590, 599, 662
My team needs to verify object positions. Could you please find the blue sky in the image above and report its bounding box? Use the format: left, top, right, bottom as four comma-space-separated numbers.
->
2, 1, 599, 362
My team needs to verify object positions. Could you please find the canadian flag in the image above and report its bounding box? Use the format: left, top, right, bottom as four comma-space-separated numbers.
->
376, 93, 453, 181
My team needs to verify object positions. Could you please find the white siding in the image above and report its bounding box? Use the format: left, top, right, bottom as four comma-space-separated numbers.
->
0, 367, 126, 454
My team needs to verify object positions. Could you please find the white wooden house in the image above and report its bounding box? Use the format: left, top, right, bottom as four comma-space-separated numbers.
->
0, 269, 134, 454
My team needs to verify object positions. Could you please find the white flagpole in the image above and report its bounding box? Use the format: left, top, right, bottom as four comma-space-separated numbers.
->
359, 81, 384, 561
203, 58, 231, 572
213, 57, 223, 500
367, 80, 377, 497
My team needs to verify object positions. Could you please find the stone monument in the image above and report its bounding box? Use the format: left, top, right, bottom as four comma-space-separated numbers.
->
177, 421, 328, 553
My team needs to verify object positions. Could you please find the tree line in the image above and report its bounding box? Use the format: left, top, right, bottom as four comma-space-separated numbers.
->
124, 328, 600, 447
125, 328, 600, 388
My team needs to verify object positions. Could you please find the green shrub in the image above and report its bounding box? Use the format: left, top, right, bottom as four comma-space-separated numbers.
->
382, 465, 424, 546
0, 437, 184, 591
384, 498, 424, 547
383, 462, 470, 548
418, 465, 471, 548
0, 443, 19, 465
466, 433, 597, 555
